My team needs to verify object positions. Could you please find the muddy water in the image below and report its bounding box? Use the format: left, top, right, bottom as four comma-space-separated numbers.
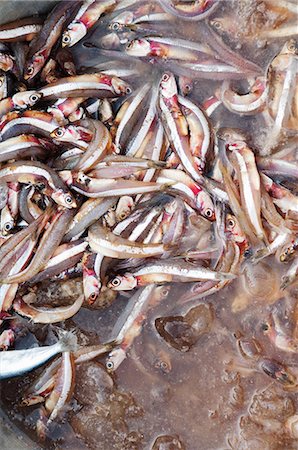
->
2, 270, 298, 449
1, 0, 298, 449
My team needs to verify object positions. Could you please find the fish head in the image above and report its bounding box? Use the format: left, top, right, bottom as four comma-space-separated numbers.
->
69, 107, 84, 122
125, 38, 151, 57
159, 72, 177, 99
1, 216, 14, 235
225, 213, 246, 243
83, 273, 100, 305
154, 349, 172, 374
62, 22, 87, 48
51, 189, 77, 209
106, 347, 126, 372
152, 285, 171, 306
196, 190, 215, 221
218, 127, 247, 146
24, 54, 44, 80
12, 90, 42, 108
0, 329, 15, 350
50, 126, 68, 141
58, 170, 73, 186
107, 274, 137, 290
279, 39, 298, 56
260, 317, 273, 337
210, 18, 226, 33
51, 125, 82, 144
109, 21, 126, 32
178, 76, 193, 96
227, 140, 247, 152
75, 172, 92, 187
111, 76, 132, 96
116, 196, 134, 222
110, 11, 134, 28
103, 209, 116, 228
0, 53, 14, 72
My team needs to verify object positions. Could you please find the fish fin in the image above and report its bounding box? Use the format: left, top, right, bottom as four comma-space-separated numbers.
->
160, 182, 176, 191
57, 330, 78, 353
222, 272, 237, 281
150, 160, 167, 168
280, 276, 292, 290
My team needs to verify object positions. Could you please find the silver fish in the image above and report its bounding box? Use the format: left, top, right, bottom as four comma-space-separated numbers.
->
0, 331, 77, 379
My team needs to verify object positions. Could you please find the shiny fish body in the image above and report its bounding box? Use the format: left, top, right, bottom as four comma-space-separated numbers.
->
0, 331, 77, 379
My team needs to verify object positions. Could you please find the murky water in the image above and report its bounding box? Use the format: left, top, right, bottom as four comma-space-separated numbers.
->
2, 268, 298, 449
1, 0, 298, 449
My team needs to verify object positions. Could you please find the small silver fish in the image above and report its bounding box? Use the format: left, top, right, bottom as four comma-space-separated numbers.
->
0, 330, 77, 379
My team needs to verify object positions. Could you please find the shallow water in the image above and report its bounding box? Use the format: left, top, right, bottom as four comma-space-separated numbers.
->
0, 0, 298, 449
2, 271, 298, 449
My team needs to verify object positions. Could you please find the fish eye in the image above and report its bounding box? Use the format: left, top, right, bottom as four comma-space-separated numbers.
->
89, 292, 97, 300
106, 360, 114, 370
227, 218, 235, 228
126, 86, 132, 94
65, 195, 73, 204
3, 223, 12, 232
111, 277, 121, 287
160, 361, 168, 371
29, 94, 39, 103
244, 248, 252, 258
160, 287, 169, 298
212, 21, 222, 30
204, 208, 213, 218
111, 204, 117, 211
55, 128, 64, 138
26, 66, 34, 76
119, 212, 127, 220
288, 42, 297, 52
184, 84, 191, 93
162, 73, 170, 82
36, 182, 46, 190
62, 34, 71, 44
261, 323, 269, 332
111, 22, 120, 31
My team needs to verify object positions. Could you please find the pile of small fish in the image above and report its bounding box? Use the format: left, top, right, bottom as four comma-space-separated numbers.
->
0, 0, 297, 441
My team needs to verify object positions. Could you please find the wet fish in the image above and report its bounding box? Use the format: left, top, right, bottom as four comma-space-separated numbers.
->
108, 259, 235, 290
0, 331, 77, 379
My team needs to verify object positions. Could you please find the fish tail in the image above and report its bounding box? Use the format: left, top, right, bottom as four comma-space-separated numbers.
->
151, 160, 167, 168
58, 330, 78, 353
220, 272, 236, 281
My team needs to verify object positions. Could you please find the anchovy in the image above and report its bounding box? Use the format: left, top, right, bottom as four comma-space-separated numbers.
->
62, 0, 116, 48
0, 134, 46, 163
0, 160, 76, 208
0, 331, 77, 379
64, 197, 117, 242
108, 259, 235, 290
0, 16, 42, 42
89, 222, 166, 258
14, 295, 84, 323
38, 73, 131, 100
0, 208, 74, 284
24, 1, 80, 80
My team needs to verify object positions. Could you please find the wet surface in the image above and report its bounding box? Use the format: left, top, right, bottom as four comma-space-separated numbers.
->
0, 0, 298, 449
2, 277, 298, 449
